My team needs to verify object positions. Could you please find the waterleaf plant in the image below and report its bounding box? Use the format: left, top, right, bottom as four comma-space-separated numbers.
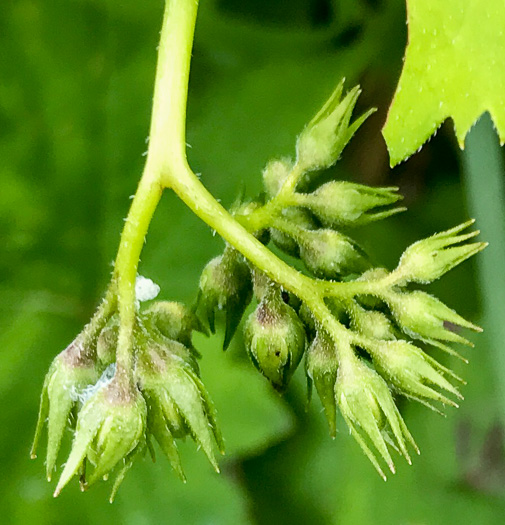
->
31, 0, 487, 501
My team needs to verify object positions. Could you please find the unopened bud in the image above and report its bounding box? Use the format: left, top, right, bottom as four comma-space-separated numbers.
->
298, 302, 316, 339
396, 220, 487, 283
386, 290, 481, 346
270, 207, 317, 257
53, 370, 147, 498
295, 182, 404, 227
336, 352, 418, 479
244, 287, 306, 391
136, 344, 224, 472
296, 82, 375, 172
349, 303, 397, 341
252, 269, 300, 311
306, 331, 338, 437
97, 318, 119, 367
31, 338, 99, 481
143, 301, 205, 348
262, 158, 292, 198
367, 340, 463, 408
199, 247, 253, 349
298, 229, 370, 279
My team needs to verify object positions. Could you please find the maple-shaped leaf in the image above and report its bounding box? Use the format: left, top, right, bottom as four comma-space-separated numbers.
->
383, 0, 505, 166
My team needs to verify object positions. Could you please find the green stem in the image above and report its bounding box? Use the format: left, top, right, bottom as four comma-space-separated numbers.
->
112, 0, 199, 372
164, 158, 353, 352
148, 0, 199, 174
114, 174, 163, 372
166, 158, 314, 295
82, 286, 118, 343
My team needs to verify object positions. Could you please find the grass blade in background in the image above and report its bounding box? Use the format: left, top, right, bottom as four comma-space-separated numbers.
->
462, 114, 505, 416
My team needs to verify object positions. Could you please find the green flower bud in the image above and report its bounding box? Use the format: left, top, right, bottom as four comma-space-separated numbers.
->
270, 207, 317, 257
137, 341, 192, 439
349, 303, 397, 341
305, 331, 338, 437
136, 344, 224, 472
295, 182, 404, 227
244, 288, 306, 391
296, 81, 375, 172
143, 301, 206, 348
53, 369, 147, 498
336, 353, 418, 479
262, 158, 292, 198
386, 290, 481, 346
396, 220, 487, 283
368, 340, 463, 409
298, 229, 370, 279
144, 393, 185, 481
31, 338, 99, 481
199, 247, 253, 350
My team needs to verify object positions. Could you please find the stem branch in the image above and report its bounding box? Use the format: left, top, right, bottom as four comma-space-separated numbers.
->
112, 0, 200, 372
111, 0, 382, 370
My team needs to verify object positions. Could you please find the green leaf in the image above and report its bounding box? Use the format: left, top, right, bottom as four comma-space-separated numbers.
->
383, 0, 505, 166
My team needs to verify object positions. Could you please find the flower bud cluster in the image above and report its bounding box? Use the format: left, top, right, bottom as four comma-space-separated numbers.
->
33, 80, 487, 495
196, 213, 484, 478
238, 84, 407, 281
32, 297, 223, 500
300, 224, 483, 476
217, 83, 486, 477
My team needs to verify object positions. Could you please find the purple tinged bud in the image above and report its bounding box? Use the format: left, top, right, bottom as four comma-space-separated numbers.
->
31, 338, 99, 481
244, 288, 306, 391
199, 247, 252, 349
53, 370, 147, 498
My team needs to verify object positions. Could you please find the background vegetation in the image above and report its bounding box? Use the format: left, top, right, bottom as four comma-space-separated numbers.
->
1, 0, 504, 523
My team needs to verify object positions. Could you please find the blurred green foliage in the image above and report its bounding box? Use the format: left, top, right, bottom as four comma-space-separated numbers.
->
1, 0, 505, 523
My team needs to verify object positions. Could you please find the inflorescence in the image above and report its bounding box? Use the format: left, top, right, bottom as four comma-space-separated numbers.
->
32, 81, 486, 499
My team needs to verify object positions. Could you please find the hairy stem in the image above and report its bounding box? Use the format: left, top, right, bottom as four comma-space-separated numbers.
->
114, 174, 163, 372
112, 0, 199, 372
